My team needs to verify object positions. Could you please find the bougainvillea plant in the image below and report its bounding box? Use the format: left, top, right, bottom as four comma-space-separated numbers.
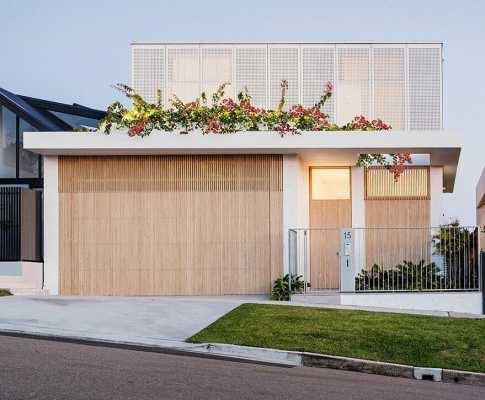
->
96, 81, 411, 179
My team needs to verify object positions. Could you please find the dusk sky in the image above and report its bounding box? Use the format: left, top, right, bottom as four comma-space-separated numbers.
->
1, 0, 484, 224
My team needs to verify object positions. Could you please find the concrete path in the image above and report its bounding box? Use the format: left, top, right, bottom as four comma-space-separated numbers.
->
0, 296, 262, 345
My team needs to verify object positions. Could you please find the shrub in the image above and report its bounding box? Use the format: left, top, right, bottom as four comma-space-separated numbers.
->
433, 221, 480, 290
271, 274, 305, 301
355, 260, 445, 291
0, 289, 13, 296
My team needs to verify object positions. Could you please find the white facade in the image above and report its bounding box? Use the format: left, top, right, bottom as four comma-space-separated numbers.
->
131, 42, 442, 131
27, 129, 462, 297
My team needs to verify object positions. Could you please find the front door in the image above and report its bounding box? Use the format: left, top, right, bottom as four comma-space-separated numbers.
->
309, 167, 351, 290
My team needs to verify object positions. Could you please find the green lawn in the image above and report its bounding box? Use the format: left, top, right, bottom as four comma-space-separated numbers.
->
189, 304, 485, 373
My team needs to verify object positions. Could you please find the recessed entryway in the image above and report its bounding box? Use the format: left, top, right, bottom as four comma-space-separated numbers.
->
309, 167, 351, 290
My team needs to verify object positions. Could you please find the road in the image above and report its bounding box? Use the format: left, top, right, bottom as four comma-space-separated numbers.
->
0, 335, 484, 400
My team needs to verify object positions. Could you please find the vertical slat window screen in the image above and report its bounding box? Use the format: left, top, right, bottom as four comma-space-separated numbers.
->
167, 47, 200, 103
132, 46, 165, 104
235, 47, 267, 108
365, 167, 430, 199
302, 47, 335, 122
373, 47, 405, 129
409, 47, 442, 130
269, 46, 299, 110
201, 47, 233, 99
336, 47, 370, 125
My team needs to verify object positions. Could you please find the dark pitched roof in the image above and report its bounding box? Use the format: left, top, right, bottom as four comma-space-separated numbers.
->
0, 87, 105, 131
19, 95, 106, 120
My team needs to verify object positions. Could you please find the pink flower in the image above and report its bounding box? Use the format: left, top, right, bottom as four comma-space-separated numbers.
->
324, 81, 333, 96
389, 153, 412, 180
280, 80, 289, 90
128, 120, 145, 137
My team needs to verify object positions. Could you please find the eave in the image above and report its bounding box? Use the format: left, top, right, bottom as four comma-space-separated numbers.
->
23, 130, 461, 192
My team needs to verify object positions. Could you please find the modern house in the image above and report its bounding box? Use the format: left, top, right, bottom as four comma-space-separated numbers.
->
0, 87, 104, 293
21, 42, 482, 313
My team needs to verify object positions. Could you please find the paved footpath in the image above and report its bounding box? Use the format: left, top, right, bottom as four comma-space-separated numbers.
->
1, 335, 484, 400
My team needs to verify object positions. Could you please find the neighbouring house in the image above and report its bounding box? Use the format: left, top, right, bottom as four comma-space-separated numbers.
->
477, 168, 485, 228
0, 87, 105, 294
22, 42, 482, 313
477, 168, 485, 253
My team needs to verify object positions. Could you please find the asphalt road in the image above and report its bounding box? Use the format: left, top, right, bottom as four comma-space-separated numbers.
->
0, 335, 484, 400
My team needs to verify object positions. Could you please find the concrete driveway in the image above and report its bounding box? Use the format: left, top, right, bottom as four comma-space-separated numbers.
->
0, 296, 263, 346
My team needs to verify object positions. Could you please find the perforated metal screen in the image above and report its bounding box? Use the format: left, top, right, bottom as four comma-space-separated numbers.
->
373, 47, 406, 129
302, 46, 335, 122
337, 47, 370, 125
235, 46, 267, 108
132, 45, 165, 104
409, 47, 442, 130
269, 46, 299, 110
132, 43, 442, 130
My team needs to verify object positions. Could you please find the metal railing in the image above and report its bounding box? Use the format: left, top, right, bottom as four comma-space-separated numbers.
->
0, 186, 43, 262
289, 226, 482, 293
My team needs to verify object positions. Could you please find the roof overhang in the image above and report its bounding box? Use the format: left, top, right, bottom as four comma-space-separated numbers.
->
24, 130, 461, 192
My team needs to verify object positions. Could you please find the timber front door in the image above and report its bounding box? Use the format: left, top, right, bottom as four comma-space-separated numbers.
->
309, 167, 351, 290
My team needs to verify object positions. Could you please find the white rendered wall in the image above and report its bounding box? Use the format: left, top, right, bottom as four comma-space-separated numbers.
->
0, 262, 43, 295
341, 292, 483, 314
297, 158, 309, 229
351, 167, 365, 228
430, 166, 445, 226
43, 156, 59, 295
283, 155, 308, 274
350, 167, 366, 277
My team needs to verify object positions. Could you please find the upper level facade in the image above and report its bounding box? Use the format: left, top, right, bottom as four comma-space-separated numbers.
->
131, 42, 443, 131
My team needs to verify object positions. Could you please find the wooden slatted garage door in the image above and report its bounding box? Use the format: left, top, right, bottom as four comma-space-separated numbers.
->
58, 155, 283, 296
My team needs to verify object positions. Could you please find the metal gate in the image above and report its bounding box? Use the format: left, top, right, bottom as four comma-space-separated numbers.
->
289, 226, 482, 294
0, 186, 43, 262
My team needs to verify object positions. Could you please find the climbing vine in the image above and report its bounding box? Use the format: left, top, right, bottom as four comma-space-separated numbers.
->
96, 81, 411, 179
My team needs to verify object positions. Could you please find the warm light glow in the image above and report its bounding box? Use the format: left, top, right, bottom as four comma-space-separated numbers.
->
311, 168, 350, 200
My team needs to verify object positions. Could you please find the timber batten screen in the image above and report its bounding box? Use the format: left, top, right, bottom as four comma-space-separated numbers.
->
364, 167, 431, 269
59, 155, 283, 296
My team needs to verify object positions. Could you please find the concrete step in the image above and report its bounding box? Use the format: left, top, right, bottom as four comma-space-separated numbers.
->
291, 293, 341, 305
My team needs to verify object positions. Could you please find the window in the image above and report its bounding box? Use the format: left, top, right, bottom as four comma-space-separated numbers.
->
365, 167, 429, 199
19, 119, 40, 178
0, 106, 17, 178
51, 112, 99, 129
311, 168, 350, 200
